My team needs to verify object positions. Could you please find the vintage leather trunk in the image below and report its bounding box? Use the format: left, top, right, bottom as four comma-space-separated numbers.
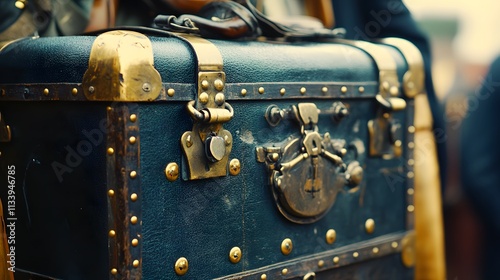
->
0, 30, 421, 279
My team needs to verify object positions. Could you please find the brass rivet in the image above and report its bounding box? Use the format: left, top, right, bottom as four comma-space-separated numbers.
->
106, 106, 112, 111
72, 88, 78, 95
43, 88, 49, 96
333, 256, 340, 264
165, 162, 179, 182
215, 92, 225, 106
186, 135, 193, 148
300, 87, 307, 94
318, 260, 325, 268
353, 252, 359, 258
373, 247, 379, 254
408, 159, 415, 166
107, 147, 114, 155
280, 88, 286, 96
133, 260, 140, 268
130, 171, 137, 179
260, 274, 267, 280
341, 148, 347, 156
111, 268, 118, 275
142, 83, 151, 92
408, 126, 416, 133
224, 135, 231, 146
407, 188, 414, 195
358, 86, 365, 93
131, 216, 138, 225
382, 81, 390, 91
407, 205, 415, 212
407, 171, 414, 179
392, 242, 399, 249
15, 1, 25, 9
214, 79, 224, 91
89, 86, 95, 93
326, 229, 336, 244
109, 230, 116, 237
390, 86, 399, 96
130, 114, 137, 122
131, 238, 139, 247
199, 92, 209, 104
167, 88, 175, 97
241, 89, 247, 96
408, 142, 415, 149
341, 86, 348, 94
131, 193, 138, 201
258, 87, 265, 94
365, 218, 375, 234
108, 190, 115, 197
229, 159, 241, 176
175, 257, 189, 276
395, 140, 402, 147
201, 80, 209, 90
322, 87, 328, 93
281, 238, 293, 255
229, 247, 242, 264
129, 136, 137, 144
383, 112, 390, 119
271, 153, 279, 162
281, 268, 288, 275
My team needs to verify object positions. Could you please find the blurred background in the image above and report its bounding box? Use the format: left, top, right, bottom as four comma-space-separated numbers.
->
404, 0, 500, 278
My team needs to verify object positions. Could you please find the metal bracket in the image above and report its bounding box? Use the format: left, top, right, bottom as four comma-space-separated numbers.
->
178, 35, 234, 180
0, 112, 11, 142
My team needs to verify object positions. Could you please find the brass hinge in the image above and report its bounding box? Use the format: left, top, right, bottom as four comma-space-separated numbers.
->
178, 35, 234, 180
0, 112, 11, 142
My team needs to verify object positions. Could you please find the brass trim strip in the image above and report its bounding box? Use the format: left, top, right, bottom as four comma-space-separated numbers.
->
216, 231, 413, 280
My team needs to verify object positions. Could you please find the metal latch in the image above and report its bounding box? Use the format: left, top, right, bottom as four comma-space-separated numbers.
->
256, 103, 364, 224
179, 35, 234, 180
0, 112, 11, 142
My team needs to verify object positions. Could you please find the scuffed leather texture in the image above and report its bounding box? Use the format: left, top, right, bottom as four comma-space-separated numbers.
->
0, 102, 108, 279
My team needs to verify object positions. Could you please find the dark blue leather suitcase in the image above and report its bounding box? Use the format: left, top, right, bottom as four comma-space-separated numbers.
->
0, 29, 422, 279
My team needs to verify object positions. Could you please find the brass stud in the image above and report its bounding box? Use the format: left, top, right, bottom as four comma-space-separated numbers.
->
131, 238, 139, 247
326, 229, 336, 244
129, 171, 137, 179
89, 86, 95, 93
131, 216, 138, 225
258, 87, 265, 94
281, 238, 293, 255
106, 106, 112, 111
165, 162, 179, 182
300, 87, 307, 94
133, 260, 140, 268
175, 257, 189, 276
394, 140, 402, 147
111, 268, 118, 275
214, 79, 224, 91
390, 86, 399, 96
408, 142, 415, 149
358, 86, 365, 93
408, 159, 415, 166
392, 242, 399, 249
199, 92, 209, 104
129, 136, 137, 144
271, 153, 279, 162
281, 268, 288, 275
341, 86, 348, 94
72, 88, 78, 95
224, 135, 231, 146
131, 193, 138, 201
408, 126, 416, 133
107, 147, 115, 155
109, 230, 116, 237
407, 205, 415, 212
333, 256, 340, 264
241, 89, 247, 96
407, 171, 414, 179
229, 159, 241, 176
383, 112, 390, 119
129, 114, 137, 122
280, 88, 286, 96
215, 92, 225, 106
318, 260, 325, 268
373, 247, 379, 254
365, 218, 375, 234
167, 88, 175, 97
407, 188, 414, 195
15, 1, 26, 9
43, 88, 49, 96
201, 80, 209, 90
322, 86, 328, 93
382, 81, 390, 91
353, 252, 359, 258
108, 190, 115, 197
186, 135, 193, 148
261, 274, 267, 280
229, 247, 242, 264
